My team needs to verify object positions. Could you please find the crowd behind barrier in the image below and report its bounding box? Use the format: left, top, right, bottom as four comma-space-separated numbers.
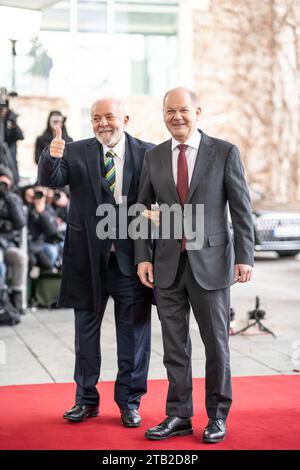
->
0, 96, 70, 325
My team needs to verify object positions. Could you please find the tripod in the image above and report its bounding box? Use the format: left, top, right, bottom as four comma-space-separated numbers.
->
234, 296, 276, 338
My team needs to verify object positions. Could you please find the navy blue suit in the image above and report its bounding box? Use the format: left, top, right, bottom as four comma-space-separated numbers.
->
38, 132, 154, 410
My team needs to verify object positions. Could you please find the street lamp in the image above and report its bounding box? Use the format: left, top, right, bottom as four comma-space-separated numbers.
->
0, 6, 42, 92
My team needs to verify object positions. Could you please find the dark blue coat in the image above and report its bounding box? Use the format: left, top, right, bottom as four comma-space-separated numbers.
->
38, 132, 155, 312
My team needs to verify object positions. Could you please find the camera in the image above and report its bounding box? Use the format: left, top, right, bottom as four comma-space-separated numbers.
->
0, 181, 8, 195
53, 190, 61, 201
247, 296, 266, 320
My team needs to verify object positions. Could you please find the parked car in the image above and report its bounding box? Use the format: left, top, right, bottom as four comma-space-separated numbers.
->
229, 194, 300, 257
252, 208, 300, 257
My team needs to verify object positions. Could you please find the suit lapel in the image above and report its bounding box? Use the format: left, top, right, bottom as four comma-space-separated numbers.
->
186, 131, 213, 204
85, 139, 102, 206
160, 140, 180, 204
122, 134, 133, 197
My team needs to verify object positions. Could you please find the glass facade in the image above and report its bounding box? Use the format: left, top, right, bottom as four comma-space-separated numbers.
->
0, 0, 179, 98
0, 0, 181, 141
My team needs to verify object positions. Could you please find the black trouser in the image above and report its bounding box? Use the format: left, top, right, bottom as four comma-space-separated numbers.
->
74, 253, 151, 411
155, 253, 232, 420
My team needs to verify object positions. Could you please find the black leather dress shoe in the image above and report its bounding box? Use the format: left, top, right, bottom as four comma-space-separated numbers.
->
121, 409, 141, 427
63, 404, 99, 422
145, 416, 193, 440
203, 418, 226, 443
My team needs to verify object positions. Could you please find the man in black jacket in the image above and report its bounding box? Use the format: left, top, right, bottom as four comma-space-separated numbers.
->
136, 87, 254, 443
38, 98, 154, 428
0, 99, 24, 183
24, 185, 61, 272
0, 165, 27, 313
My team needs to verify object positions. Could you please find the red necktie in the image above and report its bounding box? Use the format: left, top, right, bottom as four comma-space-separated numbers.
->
177, 144, 189, 251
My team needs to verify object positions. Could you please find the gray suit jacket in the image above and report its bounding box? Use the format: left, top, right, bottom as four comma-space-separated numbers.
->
135, 130, 254, 290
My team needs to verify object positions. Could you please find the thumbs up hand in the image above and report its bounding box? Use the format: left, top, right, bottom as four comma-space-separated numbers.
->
50, 125, 65, 158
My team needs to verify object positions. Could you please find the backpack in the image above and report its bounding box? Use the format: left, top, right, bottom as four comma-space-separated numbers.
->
34, 271, 61, 308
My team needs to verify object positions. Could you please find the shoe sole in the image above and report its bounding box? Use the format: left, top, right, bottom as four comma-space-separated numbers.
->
63, 411, 99, 422
122, 421, 142, 428
203, 436, 226, 444
145, 429, 193, 440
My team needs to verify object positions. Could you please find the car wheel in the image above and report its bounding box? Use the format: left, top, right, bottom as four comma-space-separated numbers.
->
277, 251, 300, 258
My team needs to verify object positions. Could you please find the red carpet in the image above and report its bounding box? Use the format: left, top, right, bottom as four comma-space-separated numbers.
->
0, 376, 299, 450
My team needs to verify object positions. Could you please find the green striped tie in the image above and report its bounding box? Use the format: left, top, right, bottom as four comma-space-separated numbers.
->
104, 149, 116, 194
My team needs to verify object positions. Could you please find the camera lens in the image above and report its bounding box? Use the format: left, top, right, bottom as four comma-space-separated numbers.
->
34, 190, 44, 200
0, 181, 8, 194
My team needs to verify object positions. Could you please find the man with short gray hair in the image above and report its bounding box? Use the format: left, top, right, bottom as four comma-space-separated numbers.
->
38, 97, 154, 428
136, 87, 254, 443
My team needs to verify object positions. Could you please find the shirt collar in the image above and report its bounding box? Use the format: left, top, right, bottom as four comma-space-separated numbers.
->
172, 128, 201, 151
103, 132, 126, 160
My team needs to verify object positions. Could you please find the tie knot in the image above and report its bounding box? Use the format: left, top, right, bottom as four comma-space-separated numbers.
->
105, 149, 117, 159
178, 144, 188, 152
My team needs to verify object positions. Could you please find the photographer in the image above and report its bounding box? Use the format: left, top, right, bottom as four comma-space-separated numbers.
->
0, 92, 24, 183
34, 111, 72, 164
24, 185, 61, 272
0, 165, 27, 313
46, 188, 69, 224
0, 141, 17, 185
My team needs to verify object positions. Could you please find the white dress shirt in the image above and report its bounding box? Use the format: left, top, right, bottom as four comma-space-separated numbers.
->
103, 133, 126, 204
171, 129, 201, 186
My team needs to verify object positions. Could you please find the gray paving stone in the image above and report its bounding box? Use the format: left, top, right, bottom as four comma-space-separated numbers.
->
230, 356, 278, 376
0, 255, 299, 385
